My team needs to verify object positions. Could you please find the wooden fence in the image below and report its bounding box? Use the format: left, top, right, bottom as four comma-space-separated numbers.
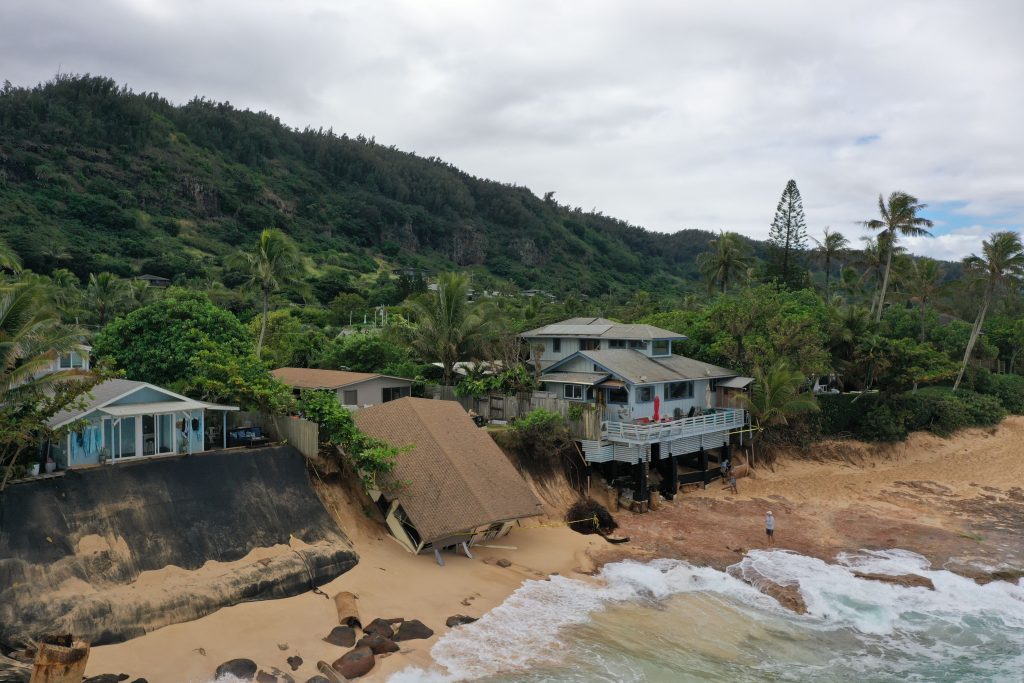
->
228, 411, 320, 460
425, 387, 602, 440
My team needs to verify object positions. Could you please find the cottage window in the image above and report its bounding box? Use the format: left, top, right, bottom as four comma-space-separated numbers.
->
637, 386, 654, 403
652, 340, 671, 356
580, 339, 600, 351
342, 389, 358, 405
629, 340, 647, 350
383, 386, 410, 402
666, 381, 694, 400
564, 384, 584, 400
552, 338, 561, 353
59, 352, 83, 369
609, 340, 627, 349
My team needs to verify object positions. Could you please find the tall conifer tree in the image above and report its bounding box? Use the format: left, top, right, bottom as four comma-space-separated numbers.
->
767, 179, 809, 288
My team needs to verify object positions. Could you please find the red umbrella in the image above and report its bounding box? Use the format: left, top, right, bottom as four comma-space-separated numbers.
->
653, 394, 660, 422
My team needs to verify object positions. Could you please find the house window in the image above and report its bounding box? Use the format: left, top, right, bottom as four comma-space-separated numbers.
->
383, 386, 410, 402
609, 340, 627, 349
652, 340, 671, 356
564, 384, 584, 400
59, 352, 84, 369
342, 389, 358, 405
666, 381, 694, 400
629, 340, 647, 350
552, 338, 561, 353
637, 386, 654, 403
593, 364, 602, 372
607, 386, 629, 404
580, 339, 600, 351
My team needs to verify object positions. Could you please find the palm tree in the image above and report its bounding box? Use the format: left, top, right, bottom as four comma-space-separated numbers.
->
738, 359, 819, 466
900, 257, 945, 341
86, 272, 127, 327
408, 272, 490, 385
862, 192, 933, 322
0, 236, 22, 275
232, 228, 305, 359
857, 235, 906, 314
697, 231, 752, 293
810, 227, 849, 300
953, 231, 1024, 390
125, 279, 159, 311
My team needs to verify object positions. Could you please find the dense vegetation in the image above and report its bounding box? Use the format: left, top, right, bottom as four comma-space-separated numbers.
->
1, 74, 1022, 491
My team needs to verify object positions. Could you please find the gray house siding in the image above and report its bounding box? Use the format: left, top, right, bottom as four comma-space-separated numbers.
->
336, 377, 413, 408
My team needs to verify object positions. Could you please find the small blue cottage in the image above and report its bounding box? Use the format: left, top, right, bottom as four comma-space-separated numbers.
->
47, 379, 239, 469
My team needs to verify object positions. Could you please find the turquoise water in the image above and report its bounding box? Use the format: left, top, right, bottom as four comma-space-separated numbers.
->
391, 550, 1024, 683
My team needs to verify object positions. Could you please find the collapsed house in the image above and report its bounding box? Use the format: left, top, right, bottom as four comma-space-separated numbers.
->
354, 397, 542, 563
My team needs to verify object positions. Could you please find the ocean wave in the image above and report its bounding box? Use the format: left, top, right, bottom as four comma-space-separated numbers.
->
390, 550, 1024, 682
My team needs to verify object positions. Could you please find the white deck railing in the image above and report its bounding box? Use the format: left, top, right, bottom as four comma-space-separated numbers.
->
602, 408, 746, 444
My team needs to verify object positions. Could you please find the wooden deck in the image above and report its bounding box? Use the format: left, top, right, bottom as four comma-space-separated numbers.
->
601, 408, 746, 445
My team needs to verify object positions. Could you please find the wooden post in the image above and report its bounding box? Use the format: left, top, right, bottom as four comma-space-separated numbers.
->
29, 636, 89, 683
699, 447, 708, 488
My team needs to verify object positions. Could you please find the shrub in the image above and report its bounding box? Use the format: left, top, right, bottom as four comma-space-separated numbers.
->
980, 373, 1024, 414
496, 408, 571, 478
813, 393, 879, 436
566, 499, 618, 535
858, 402, 908, 441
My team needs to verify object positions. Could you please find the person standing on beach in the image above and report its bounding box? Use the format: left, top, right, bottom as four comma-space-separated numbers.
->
765, 511, 775, 547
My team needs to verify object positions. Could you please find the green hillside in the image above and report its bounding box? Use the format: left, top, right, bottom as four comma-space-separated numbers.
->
0, 75, 756, 302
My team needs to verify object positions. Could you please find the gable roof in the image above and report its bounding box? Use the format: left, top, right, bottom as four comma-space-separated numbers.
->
519, 317, 685, 340
271, 367, 411, 390
48, 379, 237, 428
546, 349, 737, 385
354, 397, 542, 544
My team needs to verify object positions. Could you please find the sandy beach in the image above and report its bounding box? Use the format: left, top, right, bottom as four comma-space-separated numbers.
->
84, 416, 1024, 681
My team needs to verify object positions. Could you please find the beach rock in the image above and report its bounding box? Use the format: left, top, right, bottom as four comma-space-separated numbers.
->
331, 646, 375, 679
256, 671, 278, 683
287, 656, 303, 671
355, 634, 400, 654
130, 679, 148, 683
362, 618, 394, 639
324, 625, 356, 647
84, 676, 130, 683
305, 678, 332, 683
853, 572, 935, 590
756, 580, 807, 614
445, 614, 477, 628
393, 619, 434, 641
215, 659, 258, 680
496, 558, 512, 568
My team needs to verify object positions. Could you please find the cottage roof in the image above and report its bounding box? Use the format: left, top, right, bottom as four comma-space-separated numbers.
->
538, 372, 609, 385
519, 317, 685, 341
271, 367, 411, 390
48, 379, 237, 428
548, 349, 736, 385
354, 397, 542, 544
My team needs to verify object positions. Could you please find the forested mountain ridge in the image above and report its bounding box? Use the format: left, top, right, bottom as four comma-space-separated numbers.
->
0, 75, 757, 301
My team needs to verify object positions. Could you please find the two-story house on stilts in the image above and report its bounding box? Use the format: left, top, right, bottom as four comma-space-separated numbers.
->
520, 318, 752, 507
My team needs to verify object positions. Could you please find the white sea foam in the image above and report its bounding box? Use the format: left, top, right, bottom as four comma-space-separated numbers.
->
389, 550, 1024, 682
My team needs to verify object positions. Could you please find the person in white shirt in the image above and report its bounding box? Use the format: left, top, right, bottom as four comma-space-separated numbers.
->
765, 511, 775, 547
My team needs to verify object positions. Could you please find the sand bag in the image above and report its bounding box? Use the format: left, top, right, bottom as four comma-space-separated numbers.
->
333, 591, 361, 628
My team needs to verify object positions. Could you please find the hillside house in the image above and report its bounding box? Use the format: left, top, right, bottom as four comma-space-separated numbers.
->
355, 397, 543, 563
47, 379, 238, 469
272, 367, 412, 408
520, 318, 751, 503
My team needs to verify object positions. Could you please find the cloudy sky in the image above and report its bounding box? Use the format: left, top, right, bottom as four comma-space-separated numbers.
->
4, 0, 1023, 259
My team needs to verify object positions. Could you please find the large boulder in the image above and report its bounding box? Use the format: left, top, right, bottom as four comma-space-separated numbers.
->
83, 676, 129, 683
853, 572, 935, 590
215, 659, 258, 680
361, 618, 394, 639
323, 626, 356, 647
255, 672, 277, 683
393, 620, 434, 642
331, 647, 375, 679
355, 634, 399, 655
287, 656, 303, 671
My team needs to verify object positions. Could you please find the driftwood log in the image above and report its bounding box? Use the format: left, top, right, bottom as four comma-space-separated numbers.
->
29, 636, 89, 683
333, 591, 361, 629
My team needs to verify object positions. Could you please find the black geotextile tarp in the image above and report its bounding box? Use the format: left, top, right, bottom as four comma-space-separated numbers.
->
0, 446, 357, 648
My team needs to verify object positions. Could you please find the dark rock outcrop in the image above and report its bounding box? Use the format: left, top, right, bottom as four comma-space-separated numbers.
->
287, 656, 303, 671
853, 572, 935, 590
393, 619, 434, 641
362, 618, 394, 639
324, 626, 356, 647
83, 676, 129, 683
355, 634, 400, 654
215, 659, 258, 680
256, 671, 277, 683
331, 646, 375, 679
445, 614, 477, 628
0, 447, 358, 649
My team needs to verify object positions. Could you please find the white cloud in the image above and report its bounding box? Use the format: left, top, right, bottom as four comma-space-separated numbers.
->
2, 0, 1022, 260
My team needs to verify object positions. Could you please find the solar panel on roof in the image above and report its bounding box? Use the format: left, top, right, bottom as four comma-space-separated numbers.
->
541, 324, 613, 335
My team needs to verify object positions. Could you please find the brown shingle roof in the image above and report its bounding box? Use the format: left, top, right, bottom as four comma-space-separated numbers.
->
354, 397, 542, 544
272, 367, 402, 390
